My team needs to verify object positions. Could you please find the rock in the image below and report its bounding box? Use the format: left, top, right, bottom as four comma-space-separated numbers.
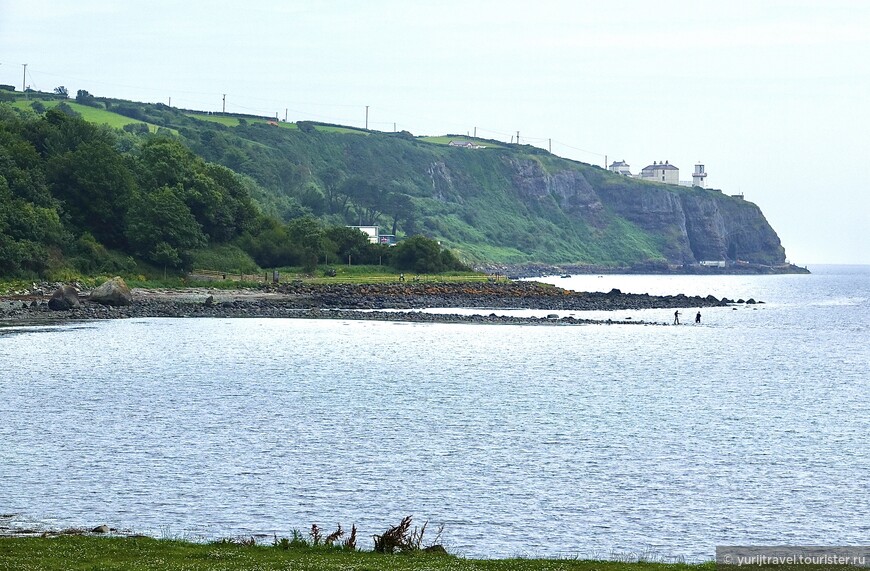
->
90, 277, 132, 306
423, 544, 448, 554
204, 295, 214, 307
547, 313, 559, 319
91, 525, 110, 534
48, 285, 81, 311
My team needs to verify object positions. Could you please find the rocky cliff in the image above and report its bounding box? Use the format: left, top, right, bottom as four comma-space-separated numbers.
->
177, 115, 790, 268
419, 149, 787, 266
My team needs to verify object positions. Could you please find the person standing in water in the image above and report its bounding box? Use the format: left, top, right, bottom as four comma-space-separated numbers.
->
674, 310, 680, 325
696, 311, 701, 324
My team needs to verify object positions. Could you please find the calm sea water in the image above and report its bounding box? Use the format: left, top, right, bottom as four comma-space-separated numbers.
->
1, 265, 868, 559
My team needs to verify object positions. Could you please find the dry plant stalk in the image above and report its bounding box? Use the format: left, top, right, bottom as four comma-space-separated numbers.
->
324, 523, 344, 545
343, 524, 357, 550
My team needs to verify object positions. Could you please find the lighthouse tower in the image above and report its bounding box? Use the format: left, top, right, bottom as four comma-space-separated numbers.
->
692, 162, 707, 188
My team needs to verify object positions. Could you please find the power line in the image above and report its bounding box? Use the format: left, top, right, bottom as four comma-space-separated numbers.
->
3, 64, 610, 163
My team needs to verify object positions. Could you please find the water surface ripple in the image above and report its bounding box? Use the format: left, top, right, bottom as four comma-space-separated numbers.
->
1, 266, 868, 559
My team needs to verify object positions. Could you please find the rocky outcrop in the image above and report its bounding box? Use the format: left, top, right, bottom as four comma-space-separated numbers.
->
89, 276, 133, 306
506, 158, 604, 224
501, 157, 786, 266
47, 285, 81, 311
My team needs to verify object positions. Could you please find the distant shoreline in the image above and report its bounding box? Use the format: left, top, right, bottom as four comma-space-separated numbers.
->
0, 281, 750, 327
479, 262, 810, 279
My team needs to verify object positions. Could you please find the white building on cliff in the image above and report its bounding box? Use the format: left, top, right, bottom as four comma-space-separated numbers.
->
608, 159, 708, 188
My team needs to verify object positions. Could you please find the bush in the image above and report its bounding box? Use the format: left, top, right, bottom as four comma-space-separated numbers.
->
123, 122, 150, 135
390, 235, 466, 274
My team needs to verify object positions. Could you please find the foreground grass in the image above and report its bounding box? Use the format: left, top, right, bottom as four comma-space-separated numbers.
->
0, 536, 722, 571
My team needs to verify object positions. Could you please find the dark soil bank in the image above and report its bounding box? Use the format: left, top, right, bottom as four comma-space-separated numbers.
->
1, 282, 748, 326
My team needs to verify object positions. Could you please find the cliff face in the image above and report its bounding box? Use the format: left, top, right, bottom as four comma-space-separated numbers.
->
426, 152, 787, 266
181, 119, 789, 267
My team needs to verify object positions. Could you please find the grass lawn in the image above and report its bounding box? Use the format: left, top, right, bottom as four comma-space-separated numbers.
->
11, 100, 165, 132
0, 536, 731, 571
419, 136, 504, 149
187, 112, 244, 127
187, 113, 368, 134
185, 264, 493, 285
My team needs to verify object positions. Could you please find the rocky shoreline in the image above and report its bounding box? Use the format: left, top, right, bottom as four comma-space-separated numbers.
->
0, 281, 756, 327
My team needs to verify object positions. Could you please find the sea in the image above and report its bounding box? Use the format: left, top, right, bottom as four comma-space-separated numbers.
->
1, 264, 867, 561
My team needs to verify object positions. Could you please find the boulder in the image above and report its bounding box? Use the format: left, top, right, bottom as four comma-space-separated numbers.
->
90, 277, 132, 306
91, 525, 110, 534
48, 285, 81, 311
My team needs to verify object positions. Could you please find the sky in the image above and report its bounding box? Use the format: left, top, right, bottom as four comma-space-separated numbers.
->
1, 0, 868, 264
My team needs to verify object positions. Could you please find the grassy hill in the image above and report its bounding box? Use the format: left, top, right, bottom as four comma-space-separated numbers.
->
1, 87, 788, 269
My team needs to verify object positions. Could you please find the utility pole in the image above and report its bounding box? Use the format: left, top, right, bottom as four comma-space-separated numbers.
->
168, 97, 171, 107
605, 155, 608, 168
549, 138, 552, 153
222, 94, 226, 113
516, 131, 520, 145
474, 127, 477, 138
365, 105, 369, 130
22, 63, 27, 93
285, 108, 288, 122
393, 122, 396, 132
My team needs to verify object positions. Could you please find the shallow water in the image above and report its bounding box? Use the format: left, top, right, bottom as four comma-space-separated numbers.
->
1, 265, 868, 559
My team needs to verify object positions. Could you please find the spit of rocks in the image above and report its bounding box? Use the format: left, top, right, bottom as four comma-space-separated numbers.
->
0, 281, 756, 327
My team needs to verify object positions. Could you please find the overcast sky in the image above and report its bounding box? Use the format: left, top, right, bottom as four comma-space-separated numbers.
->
2, 0, 868, 264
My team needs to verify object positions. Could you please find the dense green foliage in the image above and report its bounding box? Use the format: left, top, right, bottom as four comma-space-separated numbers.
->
0, 99, 466, 278
0, 105, 260, 276
1, 87, 786, 276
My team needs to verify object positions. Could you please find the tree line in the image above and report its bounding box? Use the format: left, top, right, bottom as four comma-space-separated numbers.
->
0, 104, 466, 278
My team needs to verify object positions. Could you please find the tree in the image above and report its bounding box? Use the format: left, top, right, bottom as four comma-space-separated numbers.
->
125, 186, 206, 269
75, 89, 97, 107
47, 140, 135, 247
53, 86, 69, 98
319, 166, 346, 215
386, 191, 414, 236
325, 225, 373, 264
391, 235, 448, 274
287, 216, 324, 272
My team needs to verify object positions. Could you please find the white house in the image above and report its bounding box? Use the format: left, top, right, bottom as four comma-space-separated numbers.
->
610, 158, 712, 188
448, 140, 485, 149
608, 160, 632, 175
640, 161, 680, 185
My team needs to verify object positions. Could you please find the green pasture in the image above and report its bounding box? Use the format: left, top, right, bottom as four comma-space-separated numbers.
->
11, 100, 163, 132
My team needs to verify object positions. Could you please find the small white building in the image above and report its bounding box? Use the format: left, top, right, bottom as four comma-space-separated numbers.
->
448, 140, 485, 149
608, 160, 632, 175
640, 161, 679, 185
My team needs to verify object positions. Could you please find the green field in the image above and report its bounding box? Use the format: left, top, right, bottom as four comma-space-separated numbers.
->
186, 112, 246, 127
0, 536, 720, 571
3, 536, 857, 571
186, 113, 368, 134
11, 100, 164, 132
419, 136, 504, 148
